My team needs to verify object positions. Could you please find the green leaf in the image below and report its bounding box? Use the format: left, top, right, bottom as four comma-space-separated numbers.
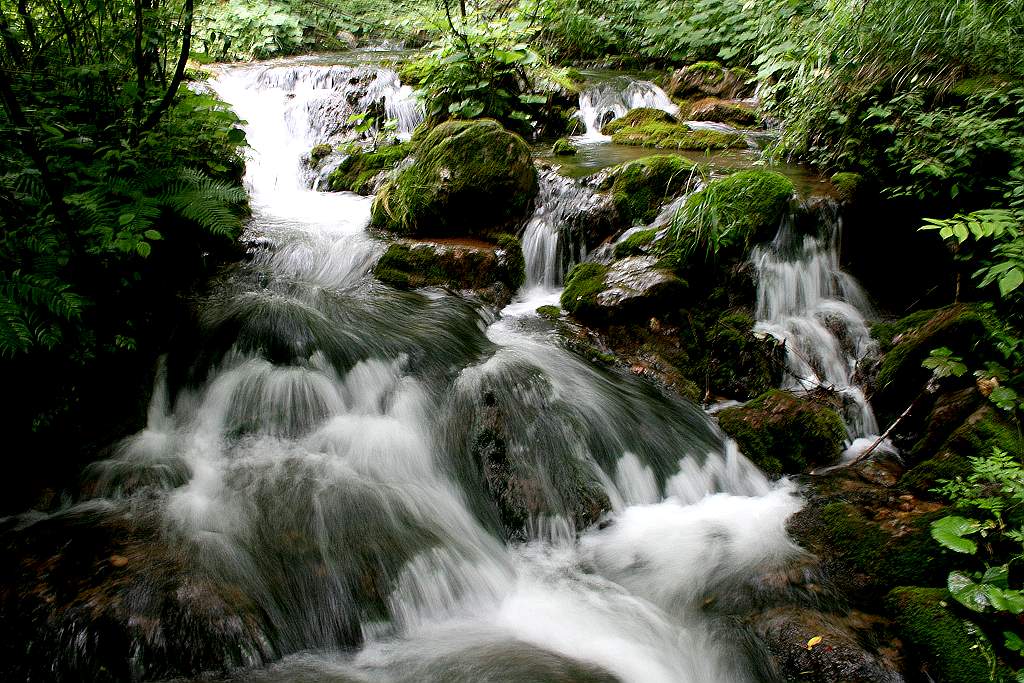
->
1004, 631, 1024, 653
931, 516, 981, 553
143, 230, 162, 241
948, 570, 990, 612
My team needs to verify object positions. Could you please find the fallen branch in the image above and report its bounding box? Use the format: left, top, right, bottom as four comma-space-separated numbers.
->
848, 380, 935, 466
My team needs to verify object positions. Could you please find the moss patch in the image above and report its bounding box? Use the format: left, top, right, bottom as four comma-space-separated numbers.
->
717, 390, 846, 475
536, 305, 561, 319
600, 107, 677, 136
560, 262, 609, 320
310, 143, 333, 162
602, 155, 697, 225
552, 137, 577, 155
611, 123, 745, 151
615, 229, 659, 258
830, 172, 863, 203
327, 142, 411, 195
688, 98, 759, 127
370, 119, 537, 238
886, 587, 992, 683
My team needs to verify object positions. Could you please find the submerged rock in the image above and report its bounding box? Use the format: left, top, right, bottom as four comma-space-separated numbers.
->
716, 389, 847, 475
373, 235, 526, 296
371, 119, 537, 238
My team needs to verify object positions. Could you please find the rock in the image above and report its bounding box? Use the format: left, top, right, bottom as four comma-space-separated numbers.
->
373, 235, 526, 295
885, 587, 993, 683
309, 143, 333, 163
902, 404, 1023, 494
370, 119, 538, 238
614, 228, 660, 258
599, 107, 678, 136
716, 389, 847, 475
335, 30, 357, 49
687, 97, 759, 127
560, 257, 686, 325
667, 61, 756, 100
551, 137, 577, 155
536, 305, 561, 319
328, 142, 411, 195
664, 170, 795, 268
872, 304, 996, 425
706, 311, 784, 400
599, 155, 698, 225
610, 123, 745, 151
751, 607, 905, 682
830, 171, 864, 204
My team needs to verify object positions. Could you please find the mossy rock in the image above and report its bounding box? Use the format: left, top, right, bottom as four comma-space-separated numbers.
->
611, 123, 745, 151
886, 587, 993, 683
560, 262, 610, 321
687, 98, 759, 127
874, 304, 997, 422
373, 236, 525, 292
327, 142, 411, 195
310, 143, 333, 162
601, 155, 697, 226
903, 405, 1024, 493
370, 119, 538, 238
552, 137, 577, 156
614, 228, 659, 258
706, 311, 783, 400
667, 63, 755, 100
600, 107, 678, 136
717, 390, 846, 475
536, 305, 561, 319
664, 170, 794, 266
830, 172, 864, 204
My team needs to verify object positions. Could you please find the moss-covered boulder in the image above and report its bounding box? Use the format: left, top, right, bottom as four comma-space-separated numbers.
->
373, 235, 525, 293
687, 98, 759, 127
886, 587, 992, 683
310, 143, 333, 163
611, 123, 745, 151
872, 304, 996, 424
614, 228, 660, 258
551, 137, 577, 155
665, 170, 794, 265
706, 311, 784, 400
830, 171, 864, 204
666, 62, 756, 100
327, 142, 411, 195
717, 390, 847, 475
600, 107, 678, 136
370, 119, 537, 238
559, 257, 685, 325
600, 155, 697, 226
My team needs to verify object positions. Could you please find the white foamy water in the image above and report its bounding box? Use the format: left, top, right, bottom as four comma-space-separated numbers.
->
752, 205, 892, 459
65, 56, 813, 682
576, 77, 679, 140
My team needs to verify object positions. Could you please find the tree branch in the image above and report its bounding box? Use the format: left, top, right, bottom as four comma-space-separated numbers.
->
141, 0, 192, 132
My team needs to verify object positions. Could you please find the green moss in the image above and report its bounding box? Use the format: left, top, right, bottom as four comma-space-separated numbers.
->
687, 61, 724, 78
611, 123, 745, 150
949, 75, 1014, 100
886, 587, 993, 683
552, 137, 577, 155
601, 107, 677, 136
688, 98, 759, 127
327, 142, 411, 195
560, 262, 609, 320
371, 119, 537, 238
604, 155, 697, 225
830, 171, 863, 203
870, 308, 939, 350
614, 229, 659, 258
495, 233, 526, 290
310, 144, 333, 162
667, 170, 794, 263
875, 305, 996, 411
717, 390, 846, 475
706, 311, 781, 399
536, 305, 561, 319
902, 455, 973, 493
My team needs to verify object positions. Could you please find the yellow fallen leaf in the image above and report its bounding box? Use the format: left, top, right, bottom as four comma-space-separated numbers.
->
806, 636, 823, 650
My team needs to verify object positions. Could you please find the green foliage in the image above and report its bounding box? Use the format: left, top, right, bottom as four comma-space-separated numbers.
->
407, 8, 571, 132
923, 347, 969, 380
194, 0, 308, 61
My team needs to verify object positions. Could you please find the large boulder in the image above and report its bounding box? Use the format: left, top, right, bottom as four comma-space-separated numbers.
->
370, 119, 538, 238
716, 389, 847, 475
666, 61, 756, 100
600, 107, 678, 135
598, 154, 698, 226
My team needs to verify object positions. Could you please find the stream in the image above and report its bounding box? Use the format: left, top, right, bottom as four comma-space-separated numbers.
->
11, 53, 888, 682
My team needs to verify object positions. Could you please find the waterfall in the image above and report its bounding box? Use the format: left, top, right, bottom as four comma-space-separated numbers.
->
752, 203, 889, 458
21, 57, 813, 682
576, 77, 679, 139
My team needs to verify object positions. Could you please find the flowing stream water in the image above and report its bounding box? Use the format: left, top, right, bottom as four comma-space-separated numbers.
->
18, 57, 865, 682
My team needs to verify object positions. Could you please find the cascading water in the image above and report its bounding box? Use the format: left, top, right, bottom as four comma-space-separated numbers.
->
575, 77, 679, 139
12, 55, 819, 682
751, 204, 889, 459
